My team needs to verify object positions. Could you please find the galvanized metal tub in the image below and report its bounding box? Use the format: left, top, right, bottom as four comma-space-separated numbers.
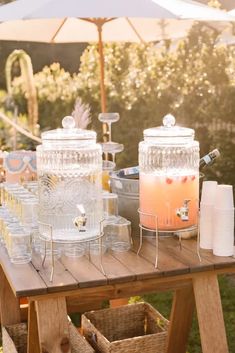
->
110, 172, 139, 232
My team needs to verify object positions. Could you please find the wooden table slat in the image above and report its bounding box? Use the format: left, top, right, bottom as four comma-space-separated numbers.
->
31, 252, 78, 293
90, 252, 136, 284
1, 238, 235, 298
181, 239, 235, 269
154, 237, 214, 273
0, 247, 47, 297
111, 249, 162, 280
61, 255, 107, 288
1, 234, 235, 353
133, 236, 190, 276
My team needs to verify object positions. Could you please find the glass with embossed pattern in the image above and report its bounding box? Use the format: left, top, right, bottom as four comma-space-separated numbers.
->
139, 114, 200, 232
37, 116, 102, 242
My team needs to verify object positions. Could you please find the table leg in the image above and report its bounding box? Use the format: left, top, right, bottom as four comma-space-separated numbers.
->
166, 284, 195, 353
0, 266, 20, 325
35, 297, 71, 353
27, 301, 40, 353
193, 273, 229, 353
109, 298, 129, 307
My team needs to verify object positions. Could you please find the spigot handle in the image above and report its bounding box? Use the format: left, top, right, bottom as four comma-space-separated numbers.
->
176, 199, 191, 221
77, 204, 86, 215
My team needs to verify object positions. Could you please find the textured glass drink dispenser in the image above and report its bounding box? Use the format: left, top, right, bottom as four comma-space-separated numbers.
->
37, 116, 102, 242
139, 114, 200, 232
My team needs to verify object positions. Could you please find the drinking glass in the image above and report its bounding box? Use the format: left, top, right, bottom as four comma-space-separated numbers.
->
8, 229, 31, 264
102, 160, 116, 191
101, 142, 124, 162
63, 243, 86, 258
39, 240, 62, 260
98, 113, 120, 142
0, 208, 10, 245
1, 216, 19, 246
88, 239, 107, 255
31, 225, 41, 253
109, 216, 132, 252
20, 198, 38, 226
102, 192, 118, 221
98, 113, 124, 162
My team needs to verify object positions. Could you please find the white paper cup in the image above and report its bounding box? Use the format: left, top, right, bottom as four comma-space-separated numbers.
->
199, 204, 213, 249
213, 208, 234, 257
215, 185, 234, 210
200, 181, 218, 205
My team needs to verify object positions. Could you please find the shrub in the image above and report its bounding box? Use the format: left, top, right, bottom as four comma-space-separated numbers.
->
7, 23, 235, 188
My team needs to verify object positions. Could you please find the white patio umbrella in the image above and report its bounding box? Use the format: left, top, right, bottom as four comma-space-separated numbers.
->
0, 0, 232, 22
229, 8, 235, 17
0, 17, 196, 43
0, 0, 233, 115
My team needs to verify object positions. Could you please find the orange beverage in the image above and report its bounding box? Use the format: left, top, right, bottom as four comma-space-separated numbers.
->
102, 170, 111, 191
139, 172, 199, 231
102, 160, 115, 191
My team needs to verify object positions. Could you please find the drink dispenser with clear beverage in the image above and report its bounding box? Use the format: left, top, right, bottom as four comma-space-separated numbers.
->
37, 116, 102, 242
139, 114, 200, 232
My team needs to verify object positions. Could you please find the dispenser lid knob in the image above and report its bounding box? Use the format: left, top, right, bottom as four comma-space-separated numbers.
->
62, 116, 76, 129
163, 114, 176, 128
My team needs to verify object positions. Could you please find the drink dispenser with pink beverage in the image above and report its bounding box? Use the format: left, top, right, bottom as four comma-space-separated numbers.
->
139, 114, 200, 232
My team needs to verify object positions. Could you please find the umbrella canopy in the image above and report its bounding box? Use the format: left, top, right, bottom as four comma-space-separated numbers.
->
0, 0, 233, 21
0, 0, 233, 139
229, 8, 235, 17
0, 17, 196, 43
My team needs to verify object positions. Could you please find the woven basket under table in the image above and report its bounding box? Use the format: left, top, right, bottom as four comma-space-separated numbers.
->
2, 321, 94, 353
82, 302, 169, 353
2, 323, 27, 353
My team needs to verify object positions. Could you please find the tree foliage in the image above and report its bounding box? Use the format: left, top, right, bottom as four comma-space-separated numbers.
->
6, 23, 235, 187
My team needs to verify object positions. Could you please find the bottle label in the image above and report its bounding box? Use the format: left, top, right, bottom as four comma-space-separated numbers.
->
203, 155, 211, 164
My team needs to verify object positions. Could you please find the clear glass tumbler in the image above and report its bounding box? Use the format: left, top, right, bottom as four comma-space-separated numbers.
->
102, 192, 118, 222
109, 216, 132, 252
8, 229, 31, 264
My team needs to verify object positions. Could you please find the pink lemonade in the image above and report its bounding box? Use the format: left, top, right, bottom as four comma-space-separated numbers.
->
139, 172, 199, 231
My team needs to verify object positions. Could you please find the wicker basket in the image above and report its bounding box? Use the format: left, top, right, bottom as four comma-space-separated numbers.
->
82, 302, 169, 353
69, 322, 95, 353
2, 323, 27, 353
2, 321, 94, 353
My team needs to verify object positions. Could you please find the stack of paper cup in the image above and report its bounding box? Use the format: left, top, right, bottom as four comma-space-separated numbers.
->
213, 185, 234, 256
200, 181, 218, 249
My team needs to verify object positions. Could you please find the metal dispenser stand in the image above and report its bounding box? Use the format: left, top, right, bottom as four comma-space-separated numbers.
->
39, 219, 106, 282
137, 209, 201, 269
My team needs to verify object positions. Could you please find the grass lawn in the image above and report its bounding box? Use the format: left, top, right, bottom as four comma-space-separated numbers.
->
143, 275, 235, 353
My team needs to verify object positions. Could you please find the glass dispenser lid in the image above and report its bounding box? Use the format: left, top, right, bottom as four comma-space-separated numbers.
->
41, 116, 96, 141
144, 114, 195, 140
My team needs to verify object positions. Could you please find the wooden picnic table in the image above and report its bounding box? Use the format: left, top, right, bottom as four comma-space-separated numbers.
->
0, 235, 235, 353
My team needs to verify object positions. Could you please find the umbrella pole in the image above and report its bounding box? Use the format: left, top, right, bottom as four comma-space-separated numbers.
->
96, 21, 108, 142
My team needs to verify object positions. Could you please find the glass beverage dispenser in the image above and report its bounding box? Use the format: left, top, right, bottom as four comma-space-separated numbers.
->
37, 116, 102, 242
139, 114, 199, 232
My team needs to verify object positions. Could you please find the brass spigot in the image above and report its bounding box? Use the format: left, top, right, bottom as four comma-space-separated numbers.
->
176, 199, 191, 221
73, 204, 87, 232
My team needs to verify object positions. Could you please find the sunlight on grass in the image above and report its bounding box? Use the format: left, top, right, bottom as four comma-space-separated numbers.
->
143, 275, 235, 353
